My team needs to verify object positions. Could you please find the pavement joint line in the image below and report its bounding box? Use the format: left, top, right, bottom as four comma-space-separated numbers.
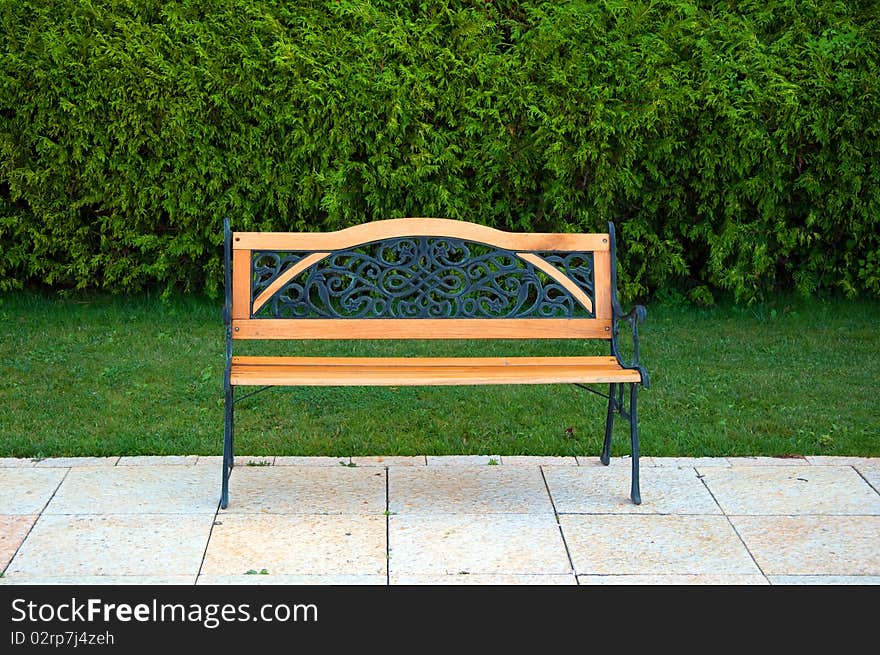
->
726, 512, 880, 517
195, 494, 224, 583
385, 467, 390, 586
538, 465, 576, 577
3, 466, 71, 577
853, 465, 880, 497
556, 511, 722, 516
698, 474, 769, 582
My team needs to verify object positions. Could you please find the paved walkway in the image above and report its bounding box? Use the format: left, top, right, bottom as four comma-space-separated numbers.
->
1, 455, 878, 585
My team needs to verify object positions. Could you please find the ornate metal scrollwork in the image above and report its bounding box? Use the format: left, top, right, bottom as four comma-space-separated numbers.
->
252, 251, 309, 298
251, 238, 595, 319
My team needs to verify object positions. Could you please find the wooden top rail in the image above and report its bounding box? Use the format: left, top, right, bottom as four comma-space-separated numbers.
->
231, 217, 610, 252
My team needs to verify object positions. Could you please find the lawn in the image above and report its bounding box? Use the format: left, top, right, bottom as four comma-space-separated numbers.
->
1, 292, 877, 458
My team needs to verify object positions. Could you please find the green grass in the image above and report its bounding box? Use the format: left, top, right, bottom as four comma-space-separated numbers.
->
1, 292, 877, 458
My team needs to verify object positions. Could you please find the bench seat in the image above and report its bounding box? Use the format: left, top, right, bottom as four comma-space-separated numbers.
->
230, 356, 643, 386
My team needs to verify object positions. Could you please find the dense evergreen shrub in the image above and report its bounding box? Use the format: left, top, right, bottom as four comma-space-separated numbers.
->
2, 0, 878, 301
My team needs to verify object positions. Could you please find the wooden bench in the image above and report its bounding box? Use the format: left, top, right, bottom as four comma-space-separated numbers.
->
220, 217, 649, 508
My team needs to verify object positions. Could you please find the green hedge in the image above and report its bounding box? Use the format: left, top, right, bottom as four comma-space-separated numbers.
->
2, 0, 878, 302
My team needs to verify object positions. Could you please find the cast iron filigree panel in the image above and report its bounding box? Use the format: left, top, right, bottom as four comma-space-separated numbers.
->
251, 238, 594, 319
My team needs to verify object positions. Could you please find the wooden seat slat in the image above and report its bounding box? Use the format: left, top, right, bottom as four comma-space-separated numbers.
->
231, 356, 620, 367
230, 358, 641, 386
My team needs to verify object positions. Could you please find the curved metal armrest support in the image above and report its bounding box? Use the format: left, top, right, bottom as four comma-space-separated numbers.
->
618, 304, 647, 326
611, 304, 649, 387
606, 221, 649, 388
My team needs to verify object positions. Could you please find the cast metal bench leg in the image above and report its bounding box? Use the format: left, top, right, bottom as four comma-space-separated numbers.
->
601, 382, 616, 465
221, 383, 234, 509
629, 382, 641, 505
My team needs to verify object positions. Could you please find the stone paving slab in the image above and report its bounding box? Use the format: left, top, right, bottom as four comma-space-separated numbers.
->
698, 465, 880, 515
577, 574, 769, 585
220, 467, 386, 514
807, 456, 880, 467
197, 574, 387, 585
726, 456, 809, 466
0, 458, 36, 468
544, 466, 721, 514
391, 574, 577, 585
650, 457, 732, 468
117, 456, 198, 466
768, 576, 880, 585
389, 514, 571, 575
34, 457, 119, 467
235, 456, 275, 466
0, 469, 66, 514
5, 514, 214, 578
350, 456, 426, 467
576, 456, 652, 467
503, 456, 577, 466
45, 466, 219, 515
0, 515, 36, 570
274, 456, 351, 466
0, 576, 197, 585
426, 455, 501, 466
195, 455, 285, 466
202, 515, 386, 576
560, 515, 761, 575
730, 516, 880, 576
388, 467, 553, 515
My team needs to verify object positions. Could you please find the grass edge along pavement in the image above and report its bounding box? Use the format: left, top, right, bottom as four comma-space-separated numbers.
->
0, 292, 877, 459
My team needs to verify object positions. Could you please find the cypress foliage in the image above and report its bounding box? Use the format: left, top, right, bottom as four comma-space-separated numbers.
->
1, 0, 878, 301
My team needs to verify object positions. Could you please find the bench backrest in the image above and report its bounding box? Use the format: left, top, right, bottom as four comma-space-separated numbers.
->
225, 217, 617, 341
